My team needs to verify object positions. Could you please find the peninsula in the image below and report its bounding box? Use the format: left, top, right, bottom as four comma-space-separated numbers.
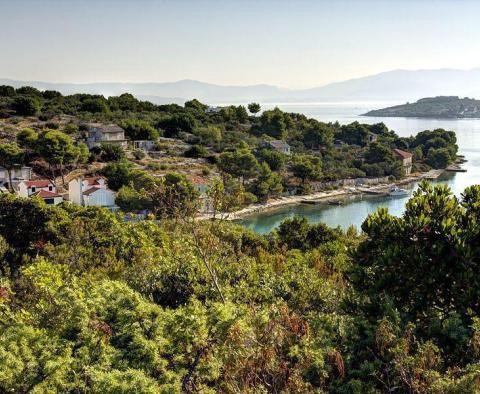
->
364, 96, 480, 118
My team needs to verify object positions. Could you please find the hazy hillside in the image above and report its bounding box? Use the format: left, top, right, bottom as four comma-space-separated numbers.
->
0, 78, 285, 104
2, 68, 480, 104
363, 96, 480, 118
297, 69, 480, 101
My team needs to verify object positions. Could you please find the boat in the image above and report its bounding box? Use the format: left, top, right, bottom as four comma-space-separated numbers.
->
389, 186, 409, 196
328, 200, 344, 206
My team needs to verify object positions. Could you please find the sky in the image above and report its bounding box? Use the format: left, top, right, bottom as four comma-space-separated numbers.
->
1, 0, 480, 88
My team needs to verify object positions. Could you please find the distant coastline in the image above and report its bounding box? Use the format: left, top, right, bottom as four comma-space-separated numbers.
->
363, 96, 480, 119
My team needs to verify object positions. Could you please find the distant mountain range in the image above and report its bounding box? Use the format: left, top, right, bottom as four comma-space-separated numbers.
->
2, 68, 480, 104
364, 96, 480, 118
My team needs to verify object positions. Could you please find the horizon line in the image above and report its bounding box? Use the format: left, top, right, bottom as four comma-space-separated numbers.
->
2, 67, 479, 91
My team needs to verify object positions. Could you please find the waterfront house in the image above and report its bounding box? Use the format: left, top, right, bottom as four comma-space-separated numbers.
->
17, 180, 64, 205
68, 176, 117, 210
393, 148, 413, 175
85, 123, 128, 149
263, 140, 291, 155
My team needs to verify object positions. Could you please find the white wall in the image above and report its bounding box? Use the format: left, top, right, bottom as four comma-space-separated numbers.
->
84, 189, 116, 207
68, 178, 83, 205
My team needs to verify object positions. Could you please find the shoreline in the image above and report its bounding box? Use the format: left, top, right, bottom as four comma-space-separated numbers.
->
198, 169, 444, 221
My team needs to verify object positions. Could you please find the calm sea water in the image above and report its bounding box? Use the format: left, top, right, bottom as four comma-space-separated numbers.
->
237, 102, 480, 234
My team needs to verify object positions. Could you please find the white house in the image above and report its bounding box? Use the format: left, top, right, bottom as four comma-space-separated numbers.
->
205, 106, 222, 114
68, 176, 117, 210
17, 180, 64, 205
0, 166, 32, 188
134, 140, 157, 151
85, 123, 128, 149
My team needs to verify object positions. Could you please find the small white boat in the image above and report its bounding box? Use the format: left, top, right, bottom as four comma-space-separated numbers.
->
389, 186, 409, 196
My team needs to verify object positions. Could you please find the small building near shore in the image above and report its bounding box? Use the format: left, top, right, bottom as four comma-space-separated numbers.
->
393, 148, 413, 175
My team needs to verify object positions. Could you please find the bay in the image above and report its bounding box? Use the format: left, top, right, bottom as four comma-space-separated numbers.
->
237, 102, 480, 234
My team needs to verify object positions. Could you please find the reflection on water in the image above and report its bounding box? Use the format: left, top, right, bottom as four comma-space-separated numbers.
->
237, 103, 480, 234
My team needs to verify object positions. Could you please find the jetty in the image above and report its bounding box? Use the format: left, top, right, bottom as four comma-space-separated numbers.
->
356, 187, 388, 195
422, 169, 444, 179
446, 164, 467, 172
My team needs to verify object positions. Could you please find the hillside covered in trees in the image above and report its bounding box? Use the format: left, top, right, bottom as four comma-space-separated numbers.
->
1, 182, 480, 392
364, 96, 480, 119
0, 85, 478, 393
0, 85, 459, 217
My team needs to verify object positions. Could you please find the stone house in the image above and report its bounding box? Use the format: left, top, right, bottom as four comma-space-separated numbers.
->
393, 149, 413, 175
263, 140, 291, 155
85, 123, 128, 149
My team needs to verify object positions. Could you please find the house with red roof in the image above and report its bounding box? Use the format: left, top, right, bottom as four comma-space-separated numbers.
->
17, 180, 64, 205
393, 149, 413, 175
68, 176, 117, 210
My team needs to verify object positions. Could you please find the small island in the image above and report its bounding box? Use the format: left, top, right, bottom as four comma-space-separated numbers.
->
363, 96, 480, 118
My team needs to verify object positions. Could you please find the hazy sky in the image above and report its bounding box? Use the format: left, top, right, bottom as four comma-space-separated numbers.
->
1, 0, 480, 88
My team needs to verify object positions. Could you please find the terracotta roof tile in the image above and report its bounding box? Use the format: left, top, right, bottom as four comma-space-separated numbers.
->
25, 180, 54, 188
32, 190, 62, 198
84, 176, 103, 185
393, 149, 413, 159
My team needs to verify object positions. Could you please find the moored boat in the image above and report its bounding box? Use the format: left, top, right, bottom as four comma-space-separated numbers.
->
389, 186, 409, 196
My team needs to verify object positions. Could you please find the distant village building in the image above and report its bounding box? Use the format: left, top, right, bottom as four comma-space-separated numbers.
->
263, 140, 291, 155
68, 176, 117, 210
85, 123, 128, 149
205, 106, 222, 114
134, 140, 157, 152
367, 133, 378, 143
393, 149, 413, 175
17, 180, 64, 205
0, 166, 32, 189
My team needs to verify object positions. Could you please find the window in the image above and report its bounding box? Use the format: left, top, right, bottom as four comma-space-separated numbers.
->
49, 186, 53, 191
31, 186, 36, 192
44, 198, 54, 205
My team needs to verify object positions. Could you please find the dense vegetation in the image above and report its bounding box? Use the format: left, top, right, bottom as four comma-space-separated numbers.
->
0, 85, 477, 392
364, 96, 480, 119
1, 182, 480, 392
0, 86, 458, 212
